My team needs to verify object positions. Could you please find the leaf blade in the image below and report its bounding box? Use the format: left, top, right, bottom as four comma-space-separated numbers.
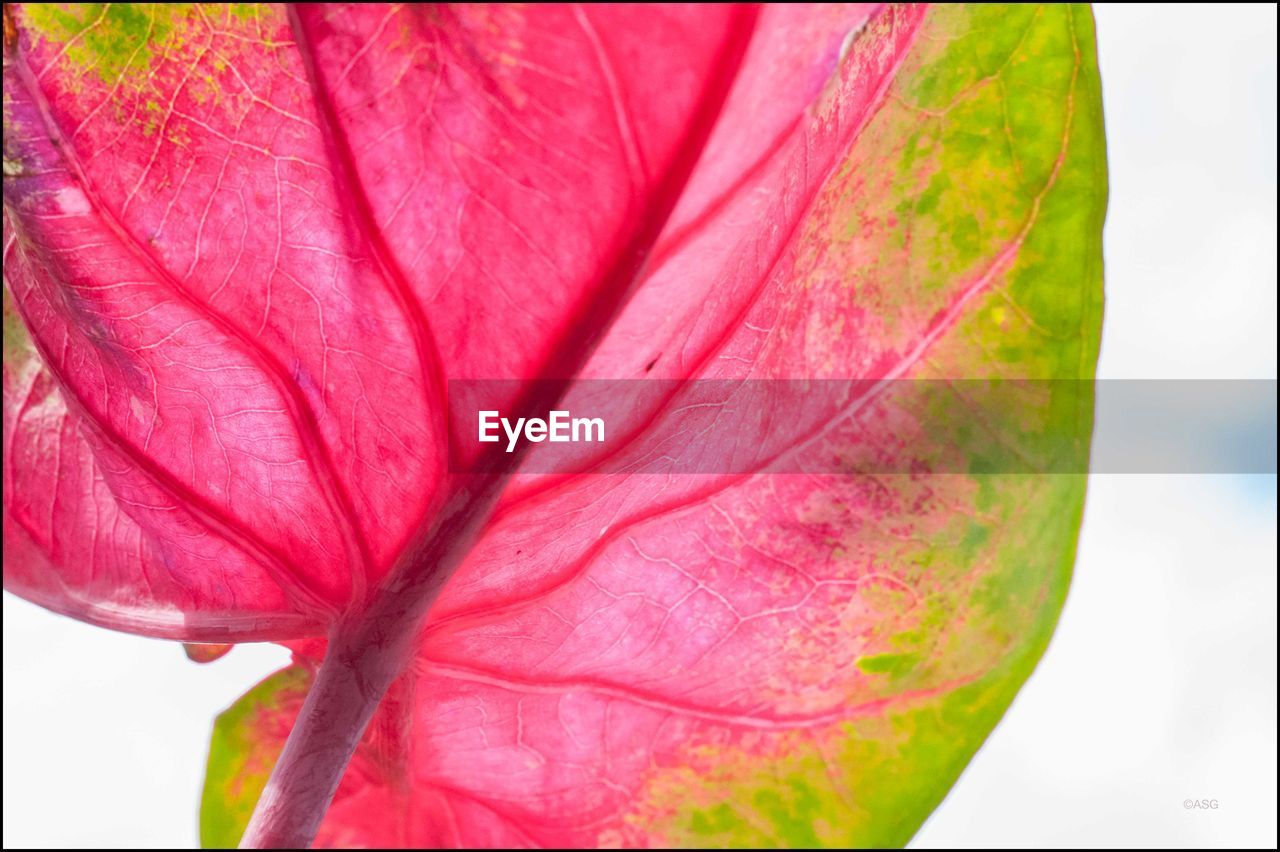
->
198, 4, 1107, 847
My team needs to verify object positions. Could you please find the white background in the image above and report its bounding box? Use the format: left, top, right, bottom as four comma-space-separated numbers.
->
3, 4, 1276, 848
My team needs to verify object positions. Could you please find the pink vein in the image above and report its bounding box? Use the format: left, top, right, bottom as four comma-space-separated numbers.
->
490, 3, 924, 517
287, 4, 451, 529
573, 5, 647, 188
423, 659, 981, 731
7, 46, 369, 616
4, 236, 335, 620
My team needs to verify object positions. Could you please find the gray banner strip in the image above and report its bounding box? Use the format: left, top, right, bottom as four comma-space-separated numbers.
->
446, 379, 1277, 475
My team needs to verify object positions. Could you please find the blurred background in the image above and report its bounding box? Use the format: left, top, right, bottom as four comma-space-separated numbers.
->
3, 3, 1276, 848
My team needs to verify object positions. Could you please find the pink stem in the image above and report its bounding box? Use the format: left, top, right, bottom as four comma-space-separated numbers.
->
240, 473, 508, 849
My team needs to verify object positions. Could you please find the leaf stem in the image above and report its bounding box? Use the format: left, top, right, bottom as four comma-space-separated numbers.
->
240, 473, 508, 849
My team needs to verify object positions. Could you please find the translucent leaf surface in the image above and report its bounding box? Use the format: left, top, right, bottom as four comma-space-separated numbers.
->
2, 3, 1106, 847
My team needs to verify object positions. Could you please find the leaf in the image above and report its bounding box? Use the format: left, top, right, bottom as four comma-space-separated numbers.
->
201, 665, 311, 849
4, 2, 1107, 848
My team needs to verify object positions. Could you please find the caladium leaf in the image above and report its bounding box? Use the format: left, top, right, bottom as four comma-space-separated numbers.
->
3, 2, 1106, 849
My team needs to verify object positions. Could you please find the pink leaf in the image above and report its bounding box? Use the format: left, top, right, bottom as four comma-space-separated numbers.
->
4, 3, 1106, 847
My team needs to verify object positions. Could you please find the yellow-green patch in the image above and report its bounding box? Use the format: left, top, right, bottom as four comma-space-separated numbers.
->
22, 4, 196, 84
3, 284, 37, 368
20, 4, 268, 90
200, 665, 310, 849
